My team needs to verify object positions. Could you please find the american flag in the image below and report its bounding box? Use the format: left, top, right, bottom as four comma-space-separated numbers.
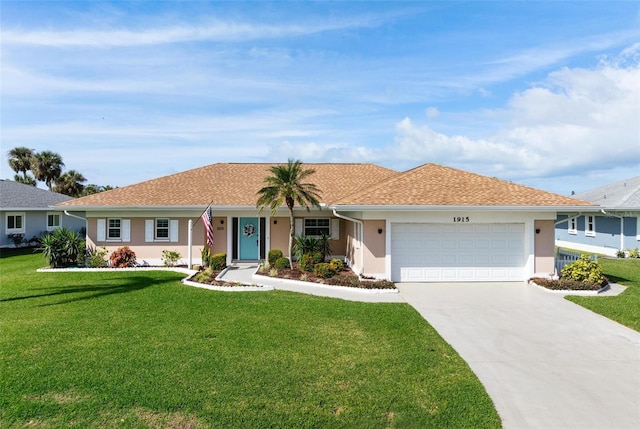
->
202, 206, 214, 246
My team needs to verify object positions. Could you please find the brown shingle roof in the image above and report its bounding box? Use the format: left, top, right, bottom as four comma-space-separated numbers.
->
58, 163, 399, 208
334, 163, 595, 207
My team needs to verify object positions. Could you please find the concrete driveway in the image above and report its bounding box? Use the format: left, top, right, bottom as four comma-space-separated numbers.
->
396, 282, 640, 429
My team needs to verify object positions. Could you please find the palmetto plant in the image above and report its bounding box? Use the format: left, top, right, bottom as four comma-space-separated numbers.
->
256, 159, 322, 269
39, 227, 84, 268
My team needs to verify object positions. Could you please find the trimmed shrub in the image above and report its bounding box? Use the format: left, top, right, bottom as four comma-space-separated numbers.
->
561, 255, 605, 284
329, 258, 344, 272
209, 253, 227, 270
274, 257, 290, 270
162, 250, 181, 267
268, 249, 283, 266
300, 251, 322, 272
313, 262, 337, 279
109, 246, 137, 268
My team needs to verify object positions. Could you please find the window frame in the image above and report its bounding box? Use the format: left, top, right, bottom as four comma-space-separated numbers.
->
304, 218, 331, 238
107, 218, 122, 240
585, 215, 596, 237
6, 212, 25, 234
155, 218, 170, 240
46, 212, 61, 231
568, 217, 577, 235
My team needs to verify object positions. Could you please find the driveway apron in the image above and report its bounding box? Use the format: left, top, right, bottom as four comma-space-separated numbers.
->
397, 282, 640, 429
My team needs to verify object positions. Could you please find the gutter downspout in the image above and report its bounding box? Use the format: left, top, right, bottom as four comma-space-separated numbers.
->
64, 210, 88, 239
64, 210, 89, 259
332, 208, 364, 275
601, 209, 624, 252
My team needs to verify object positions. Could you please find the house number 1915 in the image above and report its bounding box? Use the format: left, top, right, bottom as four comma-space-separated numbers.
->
453, 216, 470, 223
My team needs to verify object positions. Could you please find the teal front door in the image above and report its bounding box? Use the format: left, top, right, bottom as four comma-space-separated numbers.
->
239, 217, 259, 260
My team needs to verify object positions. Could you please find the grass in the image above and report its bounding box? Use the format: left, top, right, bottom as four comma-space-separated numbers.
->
0, 249, 501, 428
566, 258, 640, 332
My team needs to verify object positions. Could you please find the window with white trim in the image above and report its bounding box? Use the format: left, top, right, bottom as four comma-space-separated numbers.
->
156, 218, 169, 240
637, 216, 640, 241
6, 212, 25, 233
304, 218, 330, 237
568, 217, 577, 235
585, 215, 595, 237
108, 218, 121, 240
47, 213, 61, 231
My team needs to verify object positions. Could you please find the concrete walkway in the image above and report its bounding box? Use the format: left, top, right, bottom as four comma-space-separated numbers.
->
396, 282, 640, 429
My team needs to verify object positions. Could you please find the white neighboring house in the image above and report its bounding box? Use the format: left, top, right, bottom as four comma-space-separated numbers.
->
0, 180, 86, 248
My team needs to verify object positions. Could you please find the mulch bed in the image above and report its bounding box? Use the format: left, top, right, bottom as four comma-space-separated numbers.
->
192, 264, 396, 290
530, 277, 608, 291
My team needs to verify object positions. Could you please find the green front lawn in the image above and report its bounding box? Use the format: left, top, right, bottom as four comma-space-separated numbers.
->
0, 249, 500, 428
567, 258, 640, 332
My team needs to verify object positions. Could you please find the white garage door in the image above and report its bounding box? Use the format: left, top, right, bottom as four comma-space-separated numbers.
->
391, 223, 525, 282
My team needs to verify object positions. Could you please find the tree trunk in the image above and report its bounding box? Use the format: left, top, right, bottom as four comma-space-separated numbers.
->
288, 208, 294, 269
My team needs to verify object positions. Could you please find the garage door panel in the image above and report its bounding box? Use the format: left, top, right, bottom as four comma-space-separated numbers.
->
391, 223, 525, 282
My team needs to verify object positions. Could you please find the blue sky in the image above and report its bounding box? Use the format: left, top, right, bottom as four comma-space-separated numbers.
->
2, 1, 639, 195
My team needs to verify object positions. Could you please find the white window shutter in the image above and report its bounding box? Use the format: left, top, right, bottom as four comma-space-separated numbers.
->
170, 220, 179, 242
122, 219, 131, 242
145, 220, 154, 242
97, 219, 106, 241
295, 219, 303, 237
331, 219, 340, 240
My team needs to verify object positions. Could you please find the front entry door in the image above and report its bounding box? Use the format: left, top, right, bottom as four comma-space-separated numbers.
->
239, 217, 259, 260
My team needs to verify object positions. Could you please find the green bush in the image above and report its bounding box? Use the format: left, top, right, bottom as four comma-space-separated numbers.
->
616, 249, 627, 259
268, 249, 283, 266
86, 245, 108, 268
293, 236, 319, 261
300, 251, 322, 272
561, 255, 605, 284
274, 257, 290, 270
209, 253, 227, 270
329, 258, 344, 272
8, 233, 24, 247
39, 227, 83, 268
162, 250, 181, 267
627, 247, 640, 259
313, 262, 336, 279
109, 246, 137, 268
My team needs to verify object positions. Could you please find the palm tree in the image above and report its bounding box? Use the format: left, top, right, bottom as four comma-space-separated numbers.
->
256, 159, 322, 268
32, 151, 65, 190
54, 170, 86, 197
7, 147, 34, 183
14, 173, 37, 186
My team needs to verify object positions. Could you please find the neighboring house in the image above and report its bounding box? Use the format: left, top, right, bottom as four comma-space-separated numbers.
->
555, 176, 640, 256
56, 162, 593, 282
0, 180, 86, 248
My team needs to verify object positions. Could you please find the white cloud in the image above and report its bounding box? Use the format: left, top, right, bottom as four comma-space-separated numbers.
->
1, 17, 376, 47
425, 107, 439, 119
392, 56, 639, 178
